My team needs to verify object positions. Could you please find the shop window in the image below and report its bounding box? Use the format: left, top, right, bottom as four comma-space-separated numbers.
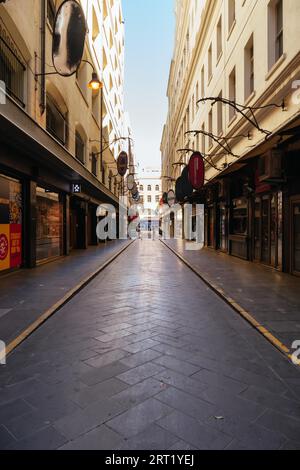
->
232, 198, 248, 235
0, 26, 26, 108
0, 174, 22, 272
36, 187, 63, 263
46, 95, 68, 145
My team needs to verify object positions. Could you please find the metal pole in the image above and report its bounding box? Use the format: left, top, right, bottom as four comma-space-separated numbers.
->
100, 86, 103, 183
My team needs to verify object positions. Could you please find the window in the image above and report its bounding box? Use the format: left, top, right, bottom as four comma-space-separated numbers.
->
46, 95, 67, 145
155, 195, 159, 203
229, 67, 236, 121
201, 66, 205, 98
202, 124, 205, 154
140, 185, 144, 191
91, 153, 97, 176
76, 62, 88, 100
0, 27, 26, 107
75, 131, 85, 163
268, 0, 284, 69
217, 16, 223, 60
228, 0, 236, 33
47, 0, 56, 30
155, 185, 160, 191
147, 195, 152, 203
208, 44, 212, 81
232, 198, 248, 235
244, 35, 254, 100
208, 110, 213, 148
217, 91, 223, 135
147, 185, 152, 191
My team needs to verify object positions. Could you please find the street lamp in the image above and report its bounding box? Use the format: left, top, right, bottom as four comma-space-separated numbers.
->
88, 72, 103, 91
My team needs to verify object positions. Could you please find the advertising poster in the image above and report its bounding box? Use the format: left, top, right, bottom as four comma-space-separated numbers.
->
10, 224, 22, 268
0, 224, 10, 271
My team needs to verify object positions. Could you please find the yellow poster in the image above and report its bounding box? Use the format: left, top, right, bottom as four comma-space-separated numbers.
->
0, 224, 10, 271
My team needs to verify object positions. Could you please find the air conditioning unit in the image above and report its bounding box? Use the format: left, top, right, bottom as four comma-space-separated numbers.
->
258, 149, 283, 182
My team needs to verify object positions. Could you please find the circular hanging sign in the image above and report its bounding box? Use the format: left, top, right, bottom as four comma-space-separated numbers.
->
117, 151, 128, 177
131, 181, 138, 195
167, 189, 176, 207
188, 152, 205, 190
127, 174, 135, 191
52, 0, 87, 77
181, 166, 194, 198
175, 177, 184, 202
132, 191, 140, 202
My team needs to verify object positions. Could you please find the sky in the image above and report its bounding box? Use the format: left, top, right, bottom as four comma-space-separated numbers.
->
122, 0, 175, 171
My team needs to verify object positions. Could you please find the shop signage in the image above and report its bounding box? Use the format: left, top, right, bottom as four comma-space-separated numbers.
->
175, 177, 184, 202
181, 167, 194, 198
117, 152, 128, 177
52, 0, 87, 77
127, 174, 135, 191
72, 183, 82, 194
188, 152, 205, 190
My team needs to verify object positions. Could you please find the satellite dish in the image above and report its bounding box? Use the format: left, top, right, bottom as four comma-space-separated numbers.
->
52, 0, 87, 77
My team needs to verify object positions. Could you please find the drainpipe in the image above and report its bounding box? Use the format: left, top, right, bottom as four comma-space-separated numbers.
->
40, 0, 46, 114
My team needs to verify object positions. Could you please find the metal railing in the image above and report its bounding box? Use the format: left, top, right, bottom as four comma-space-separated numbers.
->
0, 32, 26, 108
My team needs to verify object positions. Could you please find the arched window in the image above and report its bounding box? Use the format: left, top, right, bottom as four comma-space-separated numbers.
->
46, 94, 68, 146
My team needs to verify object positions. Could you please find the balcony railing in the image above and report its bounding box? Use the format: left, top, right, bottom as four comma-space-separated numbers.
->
0, 30, 26, 108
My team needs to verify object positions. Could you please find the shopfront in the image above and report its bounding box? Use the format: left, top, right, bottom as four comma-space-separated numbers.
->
291, 196, 300, 276
36, 186, 63, 264
0, 173, 22, 273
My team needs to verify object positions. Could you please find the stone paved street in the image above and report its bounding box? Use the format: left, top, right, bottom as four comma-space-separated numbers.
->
1, 240, 300, 450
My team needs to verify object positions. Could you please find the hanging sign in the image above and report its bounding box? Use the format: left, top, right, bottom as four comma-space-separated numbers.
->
175, 177, 184, 202
181, 166, 194, 198
188, 152, 205, 190
117, 151, 128, 177
52, 0, 87, 77
127, 174, 135, 191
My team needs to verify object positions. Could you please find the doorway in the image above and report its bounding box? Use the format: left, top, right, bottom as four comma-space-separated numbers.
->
291, 196, 300, 276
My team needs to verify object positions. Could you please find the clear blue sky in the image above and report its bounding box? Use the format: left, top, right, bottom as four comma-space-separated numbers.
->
122, 0, 175, 169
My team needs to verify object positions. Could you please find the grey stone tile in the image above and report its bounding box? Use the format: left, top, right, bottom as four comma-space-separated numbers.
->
206, 415, 286, 450
81, 362, 131, 386
120, 349, 162, 368
0, 425, 15, 449
100, 323, 133, 334
0, 399, 33, 424
156, 387, 218, 422
169, 440, 196, 450
117, 363, 166, 385
6, 426, 67, 450
153, 370, 208, 398
118, 423, 178, 450
106, 398, 173, 437
255, 409, 300, 442
112, 378, 165, 408
158, 410, 232, 450
122, 339, 161, 354
59, 425, 123, 450
53, 396, 129, 440
241, 386, 300, 418
154, 356, 200, 376
192, 369, 248, 394
84, 350, 129, 368
95, 330, 134, 343
71, 378, 129, 408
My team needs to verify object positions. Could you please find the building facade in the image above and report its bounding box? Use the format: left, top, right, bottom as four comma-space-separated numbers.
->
138, 168, 162, 231
0, 0, 130, 273
161, 0, 300, 276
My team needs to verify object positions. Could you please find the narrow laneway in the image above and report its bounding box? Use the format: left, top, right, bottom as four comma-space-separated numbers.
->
0, 240, 300, 450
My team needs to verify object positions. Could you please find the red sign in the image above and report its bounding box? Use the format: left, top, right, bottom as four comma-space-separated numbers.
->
10, 224, 22, 268
117, 152, 128, 177
188, 152, 205, 190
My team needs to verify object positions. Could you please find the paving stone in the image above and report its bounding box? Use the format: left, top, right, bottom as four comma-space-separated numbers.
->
106, 398, 173, 437
153, 356, 201, 376
255, 409, 300, 442
117, 363, 166, 385
122, 339, 161, 354
118, 423, 178, 450
59, 425, 123, 450
120, 349, 162, 368
112, 377, 165, 408
192, 369, 248, 394
71, 378, 129, 408
158, 410, 232, 450
240, 386, 300, 418
0, 399, 33, 424
0, 425, 16, 449
6, 426, 67, 450
81, 362, 131, 386
153, 369, 208, 398
84, 350, 129, 368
